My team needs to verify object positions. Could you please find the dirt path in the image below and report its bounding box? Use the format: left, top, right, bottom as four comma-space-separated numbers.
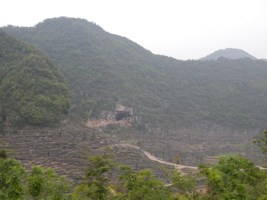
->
142, 150, 198, 170
116, 143, 198, 170
116, 144, 266, 171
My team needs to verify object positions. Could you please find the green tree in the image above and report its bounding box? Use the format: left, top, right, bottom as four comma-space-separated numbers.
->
166, 169, 196, 196
0, 156, 71, 200
199, 155, 267, 200
254, 130, 267, 155
0, 158, 26, 199
26, 166, 71, 200
0, 149, 7, 159
116, 165, 171, 200
73, 152, 117, 200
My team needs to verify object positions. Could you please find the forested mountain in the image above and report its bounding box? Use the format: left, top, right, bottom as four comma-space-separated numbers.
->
0, 30, 70, 129
200, 48, 257, 60
2, 17, 267, 131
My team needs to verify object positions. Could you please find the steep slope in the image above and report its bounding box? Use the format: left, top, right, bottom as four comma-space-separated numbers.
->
200, 48, 257, 60
2, 17, 267, 131
0, 30, 70, 129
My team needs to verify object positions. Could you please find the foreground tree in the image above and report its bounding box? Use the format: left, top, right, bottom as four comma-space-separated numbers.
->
199, 155, 267, 200
254, 130, 267, 156
0, 149, 8, 159
0, 156, 71, 200
26, 166, 71, 200
3, 150, 267, 199
0, 158, 26, 199
73, 152, 117, 200
116, 165, 171, 200
165, 169, 198, 199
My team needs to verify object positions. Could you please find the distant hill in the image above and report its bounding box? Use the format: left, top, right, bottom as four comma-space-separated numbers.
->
200, 48, 257, 60
3, 17, 267, 131
0, 30, 70, 129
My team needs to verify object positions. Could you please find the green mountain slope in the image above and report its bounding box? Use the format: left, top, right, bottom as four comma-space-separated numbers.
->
200, 48, 257, 60
3, 17, 267, 130
0, 30, 70, 129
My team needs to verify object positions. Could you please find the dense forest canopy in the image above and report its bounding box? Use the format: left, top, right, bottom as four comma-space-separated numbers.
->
3, 17, 267, 130
0, 30, 70, 128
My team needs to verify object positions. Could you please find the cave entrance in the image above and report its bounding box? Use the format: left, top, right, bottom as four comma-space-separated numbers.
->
115, 111, 132, 121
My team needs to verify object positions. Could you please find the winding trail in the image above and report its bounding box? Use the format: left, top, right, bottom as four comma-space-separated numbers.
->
142, 150, 198, 170
116, 143, 198, 170
142, 149, 267, 171
116, 143, 266, 171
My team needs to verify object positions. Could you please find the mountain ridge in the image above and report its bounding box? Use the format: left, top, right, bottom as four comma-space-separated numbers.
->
200, 48, 257, 60
2, 17, 267, 131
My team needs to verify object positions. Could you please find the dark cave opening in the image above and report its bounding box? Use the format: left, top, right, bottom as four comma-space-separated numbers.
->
115, 111, 132, 121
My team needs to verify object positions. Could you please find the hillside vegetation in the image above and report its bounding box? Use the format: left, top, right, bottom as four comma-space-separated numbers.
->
200, 48, 257, 60
3, 17, 267, 130
1, 151, 267, 200
0, 30, 70, 129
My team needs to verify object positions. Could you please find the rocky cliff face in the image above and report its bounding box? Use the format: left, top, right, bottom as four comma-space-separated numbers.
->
86, 103, 136, 128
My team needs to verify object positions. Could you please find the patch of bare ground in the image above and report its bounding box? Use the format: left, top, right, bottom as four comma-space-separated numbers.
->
0, 124, 173, 185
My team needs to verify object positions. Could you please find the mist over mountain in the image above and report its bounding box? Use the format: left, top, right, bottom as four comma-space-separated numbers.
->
200, 48, 257, 60
2, 17, 267, 131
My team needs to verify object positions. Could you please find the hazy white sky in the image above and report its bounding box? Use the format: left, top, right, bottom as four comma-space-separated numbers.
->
1, 0, 267, 60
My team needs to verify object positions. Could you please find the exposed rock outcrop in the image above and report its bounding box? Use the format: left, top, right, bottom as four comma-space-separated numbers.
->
86, 103, 135, 128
